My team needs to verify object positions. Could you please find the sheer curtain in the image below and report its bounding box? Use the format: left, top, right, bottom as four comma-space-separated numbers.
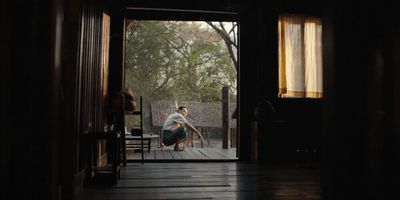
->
278, 15, 323, 98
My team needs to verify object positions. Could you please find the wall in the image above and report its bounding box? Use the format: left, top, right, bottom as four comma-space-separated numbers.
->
0, 0, 111, 199
1, 0, 69, 199
238, 0, 323, 164
322, 1, 400, 199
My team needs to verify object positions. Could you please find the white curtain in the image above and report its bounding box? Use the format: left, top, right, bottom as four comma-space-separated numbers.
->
278, 15, 323, 98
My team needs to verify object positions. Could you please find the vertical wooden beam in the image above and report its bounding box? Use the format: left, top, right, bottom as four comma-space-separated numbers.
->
61, 0, 83, 197
200, 128, 204, 148
109, 3, 125, 99
250, 120, 258, 162
190, 130, 194, 147
230, 128, 237, 148
222, 86, 230, 149
109, 2, 125, 165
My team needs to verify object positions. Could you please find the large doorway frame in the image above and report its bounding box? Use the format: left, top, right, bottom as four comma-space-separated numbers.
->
121, 6, 241, 162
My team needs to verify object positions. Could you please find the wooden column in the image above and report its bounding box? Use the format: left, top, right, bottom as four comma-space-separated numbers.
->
109, 2, 125, 165
200, 128, 204, 148
222, 86, 230, 149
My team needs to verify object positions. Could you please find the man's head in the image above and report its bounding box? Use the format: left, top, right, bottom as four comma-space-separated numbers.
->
177, 106, 188, 116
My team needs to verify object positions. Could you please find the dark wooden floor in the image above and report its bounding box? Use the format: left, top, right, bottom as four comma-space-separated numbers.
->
127, 147, 238, 161
76, 162, 321, 200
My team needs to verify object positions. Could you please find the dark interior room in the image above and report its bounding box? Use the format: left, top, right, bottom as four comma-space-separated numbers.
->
2, 0, 400, 199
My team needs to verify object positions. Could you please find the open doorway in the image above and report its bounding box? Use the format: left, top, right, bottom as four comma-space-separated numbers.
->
123, 13, 239, 161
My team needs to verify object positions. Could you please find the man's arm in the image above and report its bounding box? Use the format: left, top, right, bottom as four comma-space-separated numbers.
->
185, 122, 203, 139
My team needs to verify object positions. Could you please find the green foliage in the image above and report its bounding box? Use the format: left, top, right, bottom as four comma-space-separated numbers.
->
125, 20, 236, 101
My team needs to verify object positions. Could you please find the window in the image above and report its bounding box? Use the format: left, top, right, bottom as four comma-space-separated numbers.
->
278, 14, 323, 98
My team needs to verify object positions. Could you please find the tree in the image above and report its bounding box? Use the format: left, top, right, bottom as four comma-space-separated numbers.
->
205, 22, 238, 71
125, 21, 236, 102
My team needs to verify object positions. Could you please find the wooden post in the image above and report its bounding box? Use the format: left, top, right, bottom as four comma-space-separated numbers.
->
251, 121, 258, 162
109, 3, 125, 165
186, 130, 194, 147
200, 128, 204, 148
222, 86, 230, 149
230, 128, 236, 148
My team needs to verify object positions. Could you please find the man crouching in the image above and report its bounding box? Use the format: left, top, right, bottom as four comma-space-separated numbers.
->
161, 106, 203, 151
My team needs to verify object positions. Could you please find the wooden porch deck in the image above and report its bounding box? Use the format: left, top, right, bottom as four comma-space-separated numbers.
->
127, 147, 238, 161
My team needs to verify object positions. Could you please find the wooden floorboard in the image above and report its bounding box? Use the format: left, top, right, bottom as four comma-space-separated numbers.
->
77, 163, 321, 200
127, 147, 237, 161
154, 148, 163, 159
126, 139, 237, 161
